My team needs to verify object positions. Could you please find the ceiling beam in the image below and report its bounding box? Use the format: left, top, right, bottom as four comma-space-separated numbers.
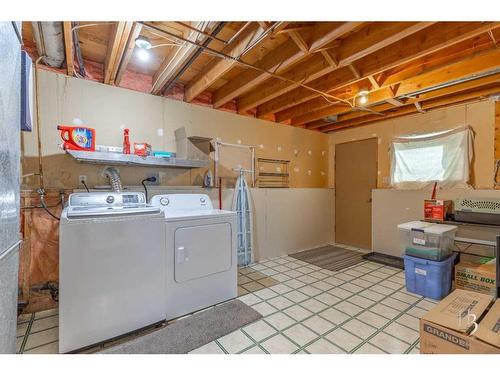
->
321, 85, 500, 132
62, 21, 73, 76
312, 72, 500, 128
104, 22, 134, 85
263, 22, 500, 120
115, 22, 143, 85
212, 22, 363, 109
289, 31, 309, 52
184, 23, 266, 102
290, 48, 500, 125
151, 21, 215, 95
337, 22, 435, 67
236, 53, 337, 113
367, 75, 380, 89
321, 50, 338, 68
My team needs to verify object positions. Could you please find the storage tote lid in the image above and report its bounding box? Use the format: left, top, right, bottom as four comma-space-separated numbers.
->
397, 221, 457, 234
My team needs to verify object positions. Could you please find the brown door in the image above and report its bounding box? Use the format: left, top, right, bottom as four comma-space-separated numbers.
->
335, 138, 378, 249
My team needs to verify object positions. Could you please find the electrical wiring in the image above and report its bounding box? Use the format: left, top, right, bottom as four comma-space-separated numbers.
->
140, 22, 354, 107
71, 22, 115, 32
81, 180, 90, 192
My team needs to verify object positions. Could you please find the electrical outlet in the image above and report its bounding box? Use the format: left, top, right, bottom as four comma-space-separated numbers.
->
79, 175, 87, 185
145, 172, 160, 185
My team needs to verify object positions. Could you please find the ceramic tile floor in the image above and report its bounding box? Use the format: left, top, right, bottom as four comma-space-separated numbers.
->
17, 248, 435, 354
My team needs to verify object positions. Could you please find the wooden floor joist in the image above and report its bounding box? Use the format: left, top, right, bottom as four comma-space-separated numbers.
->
104, 22, 134, 85
22, 21, 500, 133
62, 22, 74, 76
259, 22, 499, 120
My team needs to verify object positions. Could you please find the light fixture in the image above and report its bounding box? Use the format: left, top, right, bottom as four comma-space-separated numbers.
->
135, 35, 152, 50
357, 88, 370, 106
136, 48, 150, 62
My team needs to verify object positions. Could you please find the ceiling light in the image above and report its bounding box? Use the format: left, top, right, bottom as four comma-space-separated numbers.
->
136, 48, 150, 62
357, 88, 370, 106
135, 35, 152, 50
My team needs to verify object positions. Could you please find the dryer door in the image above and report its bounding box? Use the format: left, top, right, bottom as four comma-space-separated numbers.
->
174, 222, 232, 283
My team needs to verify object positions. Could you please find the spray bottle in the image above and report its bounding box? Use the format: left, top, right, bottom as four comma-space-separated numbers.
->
123, 128, 130, 154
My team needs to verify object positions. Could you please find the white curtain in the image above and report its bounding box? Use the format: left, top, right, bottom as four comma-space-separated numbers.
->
390, 126, 474, 189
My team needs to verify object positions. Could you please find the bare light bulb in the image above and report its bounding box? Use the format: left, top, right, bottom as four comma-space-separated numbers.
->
137, 48, 150, 62
358, 95, 368, 105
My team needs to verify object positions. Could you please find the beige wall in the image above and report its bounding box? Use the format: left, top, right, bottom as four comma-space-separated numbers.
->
21, 70, 329, 189
328, 100, 496, 189
328, 100, 497, 254
21, 70, 334, 260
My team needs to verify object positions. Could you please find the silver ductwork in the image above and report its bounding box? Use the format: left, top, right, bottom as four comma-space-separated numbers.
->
31, 22, 65, 67
103, 167, 123, 192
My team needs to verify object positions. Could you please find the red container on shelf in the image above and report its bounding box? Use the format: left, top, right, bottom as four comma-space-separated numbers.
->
134, 142, 152, 156
57, 125, 95, 151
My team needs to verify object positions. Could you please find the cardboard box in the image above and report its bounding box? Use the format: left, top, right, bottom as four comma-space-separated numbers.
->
474, 299, 500, 349
455, 256, 496, 296
424, 199, 453, 222
420, 289, 499, 354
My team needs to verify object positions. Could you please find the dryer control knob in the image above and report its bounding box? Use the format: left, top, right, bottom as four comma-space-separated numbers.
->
106, 195, 115, 204
160, 197, 169, 206
200, 197, 206, 203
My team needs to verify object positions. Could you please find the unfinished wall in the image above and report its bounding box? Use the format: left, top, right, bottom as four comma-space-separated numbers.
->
22, 69, 329, 189
328, 100, 496, 189
18, 70, 334, 312
328, 100, 497, 254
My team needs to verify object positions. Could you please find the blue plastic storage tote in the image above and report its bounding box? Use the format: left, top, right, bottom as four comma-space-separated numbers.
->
403, 253, 456, 300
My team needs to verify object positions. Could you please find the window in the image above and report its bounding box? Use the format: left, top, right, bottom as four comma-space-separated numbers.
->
390, 126, 473, 189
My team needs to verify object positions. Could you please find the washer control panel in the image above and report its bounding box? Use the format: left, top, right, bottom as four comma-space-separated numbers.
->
150, 194, 214, 210
69, 192, 146, 207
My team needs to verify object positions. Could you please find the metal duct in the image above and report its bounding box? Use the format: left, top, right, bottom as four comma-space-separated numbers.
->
31, 22, 65, 67
103, 167, 123, 192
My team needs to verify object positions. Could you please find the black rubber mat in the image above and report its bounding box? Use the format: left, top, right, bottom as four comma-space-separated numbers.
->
362, 252, 404, 269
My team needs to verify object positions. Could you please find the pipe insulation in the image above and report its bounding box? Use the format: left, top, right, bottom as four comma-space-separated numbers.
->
103, 167, 123, 192
31, 22, 65, 68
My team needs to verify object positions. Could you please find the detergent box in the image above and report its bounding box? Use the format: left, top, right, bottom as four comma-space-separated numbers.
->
58, 125, 95, 151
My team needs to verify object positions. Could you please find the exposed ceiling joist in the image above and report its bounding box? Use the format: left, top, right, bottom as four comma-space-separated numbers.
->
184, 23, 266, 102
115, 22, 143, 85
336, 22, 435, 67
151, 21, 215, 95
62, 21, 73, 76
321, 50, 338, 67
367, 75, 380, 89
237, 53, 337, 113
321, 85, 500, 132
291, 48, 500, 126
289, 31, 309, 52
263, 22, 500, 120
104, 21, 134, 85
414, 102, 426, 113
348, 64, 361, 79
212, 22, 361, 109
322, 72, 500, 128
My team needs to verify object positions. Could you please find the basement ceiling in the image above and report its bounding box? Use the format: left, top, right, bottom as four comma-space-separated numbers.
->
22, 21, 500, 132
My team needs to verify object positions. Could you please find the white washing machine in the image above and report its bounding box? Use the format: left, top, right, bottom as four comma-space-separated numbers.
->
150, 194, 237, 319
59, 192, 166, 353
